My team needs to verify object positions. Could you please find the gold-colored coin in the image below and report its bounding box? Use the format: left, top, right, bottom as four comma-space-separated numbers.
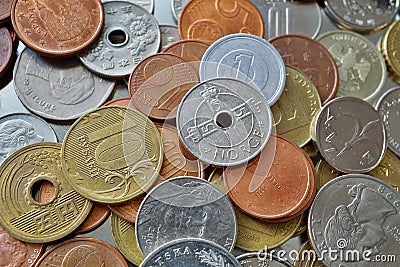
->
272, 66, 321, 147
111, 213, 144, 266
369, 149, 400, 192
293, 212, 308, 237
61, 107, 163, 204
0, 143, 92, 243
294, 241, 326, 267
315, 160, 341, 190
381, 21, 400, 81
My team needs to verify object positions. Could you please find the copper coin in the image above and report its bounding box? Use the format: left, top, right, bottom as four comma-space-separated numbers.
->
0, 0, 12, 23
128, 53, 199, 120
109, 195, 144, 224
269, 34, 339, 105
103, 97, 132, 107
178, 0, 264, 43
162, 39, 210, 62
224, 135, 313, 221
0, 27, 13, 77
0, 226, 44, 267
34, 237, 128, 266
11, 0, 104, 57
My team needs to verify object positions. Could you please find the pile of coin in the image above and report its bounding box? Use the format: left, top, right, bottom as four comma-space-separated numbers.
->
1, 0, 400, 266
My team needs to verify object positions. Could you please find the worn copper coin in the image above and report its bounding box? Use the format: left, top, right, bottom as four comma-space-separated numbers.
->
11, 0, 104, 57
0, 27, 13, 77
162, 39, 209, 62
269, 34, 339, 104
103, 97, 132, 108
108, 195, 144, 224
34, 237, 128, 266
178, 0, 264, 43
0, 0, 12, 23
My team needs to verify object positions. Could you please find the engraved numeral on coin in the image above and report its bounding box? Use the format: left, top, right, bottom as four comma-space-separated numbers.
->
234, 53, 254, 80
268, 7, 291, 37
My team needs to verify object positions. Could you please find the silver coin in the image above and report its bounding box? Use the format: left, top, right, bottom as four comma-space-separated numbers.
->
176, 78, 273, 167
325, 0, 399, 32
0, 113, 57, 166
159, 25, 180, 51
136, 176, 237, 257
171, 0, 189, 21
79, 0, 161, 78
13, 48, 115, 121
200, 34, 286, 106
317, 31, 386, 102
308, 174, 400, 267
102, 0, 154, 13
237, 252, 294, 267
315, 96, 386, 173
140, 238, 241, 267
250, 0, 322, 39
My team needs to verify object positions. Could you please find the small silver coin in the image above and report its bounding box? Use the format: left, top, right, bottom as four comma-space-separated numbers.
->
176, 78, 273, 167
0, 113, 57, 166
171, 0, 189, 21
250, 0, 322, 39
376, 87, 400, 158
136, 176, 237, 257
159, 25, 180, 51
200, 34, 286, 106
139, 238, 241, 267
315, 96, 386, 173
237, 252, 294, 267
309, 174, 400, 267
80, 0, 161, 78
325, 0, 399, 32
13, 48, 115, 121
102, 0, 154, 13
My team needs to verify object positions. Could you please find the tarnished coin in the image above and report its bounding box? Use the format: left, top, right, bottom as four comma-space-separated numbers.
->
104, 97, 132, 107
315, 96, 386, 173
171, 0, 188, 21
237, 252, 294, 267
0, 113, 57, 166
11, 0, 104, 57
0, 0, 12, 23
160, 25, 179, 51
178, 0, 264, 43
0, 27, 12, 77
13, 48, 115, 121
34, 237, 128, 266
136, 176, 237, 256
293, 241, 325, 267
317, 31, 386, 102
308, 174, 400, 267
80, 0, 160, 78
177, 78, 273, 167
162, 39, 209, 62
251, 0, 322, 39
0, 143, 92, 243
200, 34, 286, 106
61, 106, 163, 204
139, 238, 241, 267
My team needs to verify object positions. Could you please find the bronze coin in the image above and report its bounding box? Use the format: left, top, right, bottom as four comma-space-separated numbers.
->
34, 237, 128, 266
11, 0, 104, 57
108, 195, 144, 224
0, 27, 13, 77
269, 34, 339, 104
178, 0, 264, 43
162, 39, 210, 62
103, 97, 132, 108
0, 0, 12, 23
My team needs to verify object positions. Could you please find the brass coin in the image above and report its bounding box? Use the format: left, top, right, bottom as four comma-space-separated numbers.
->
0, 142, 92, 243
382, 21, 400, 82
294, 241, 326, 267
315, 160, 341, 190
61, 106, 163, 204
368, 149, 400, 192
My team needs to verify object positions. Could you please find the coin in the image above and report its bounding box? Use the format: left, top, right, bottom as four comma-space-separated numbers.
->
250, 0, 322, 40
293, 241, 325, 267
159, 25, 180, 51
381, 21, 400, 81
109, 194, 144, 224
79, 0, 160, 78
0, 0, 12, 23
269, 34, 339, 104
125, 0, 154, 13
315, 160, 341, 190
34, 237, 129, 266
369, 150, 400, 192
13, 48, 116, 121
271, 66, 321, 147
104, 97, 132, 107
139, 238, 241, 267
61, 106, 163, 204
308, 174, 400, 267
11, 0, 104, 57
0, 27, 12, 78
163, 39, 209, 62
0, 113, 57, 165
317, 31, 386, 102
171, 0, 189, 21
237, 252, 294, 267
136, 176, 237, 256
178, 0, 264, 43
177, 78, 273, 167
0, 143, 92, 243
315, 96, 387, 173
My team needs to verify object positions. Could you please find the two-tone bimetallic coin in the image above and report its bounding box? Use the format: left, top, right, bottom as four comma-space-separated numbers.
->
237, 252, 294, 267
200, 34, 286, 106
139, 238, 241, 267
177, 78, 273, 167
80, 0, 160, 78
309, 174, 400, 267
315, 97, 386, 173
136, 176, 237, 256
13, 48, 115, 121
159, 25, 180, 51
171, 0, 188, 21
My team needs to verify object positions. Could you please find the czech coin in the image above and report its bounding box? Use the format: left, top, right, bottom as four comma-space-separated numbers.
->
0, 0, 12, 23
162, 39, 209, 62
139, 238, 241, 267
61, 106, 163, 204
315, 96, 387, 173
177, 78, 273, 167
171, 0, 189, 21
136, 176, 237, 256
237, 252, 294, 267
13, 48, 115, 121
80, 0, 160, 78
11, 0, 104, 57
0, 27, 12, 78
159, 25, 180, 51
0, 143, 92, 243
200, 34, 286, 106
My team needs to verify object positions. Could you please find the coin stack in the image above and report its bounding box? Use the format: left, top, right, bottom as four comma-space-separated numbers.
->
1, 0, 400, 266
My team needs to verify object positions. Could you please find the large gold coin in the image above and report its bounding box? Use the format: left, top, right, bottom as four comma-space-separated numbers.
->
61, 107, 163, 204
0, 143, 92, 243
